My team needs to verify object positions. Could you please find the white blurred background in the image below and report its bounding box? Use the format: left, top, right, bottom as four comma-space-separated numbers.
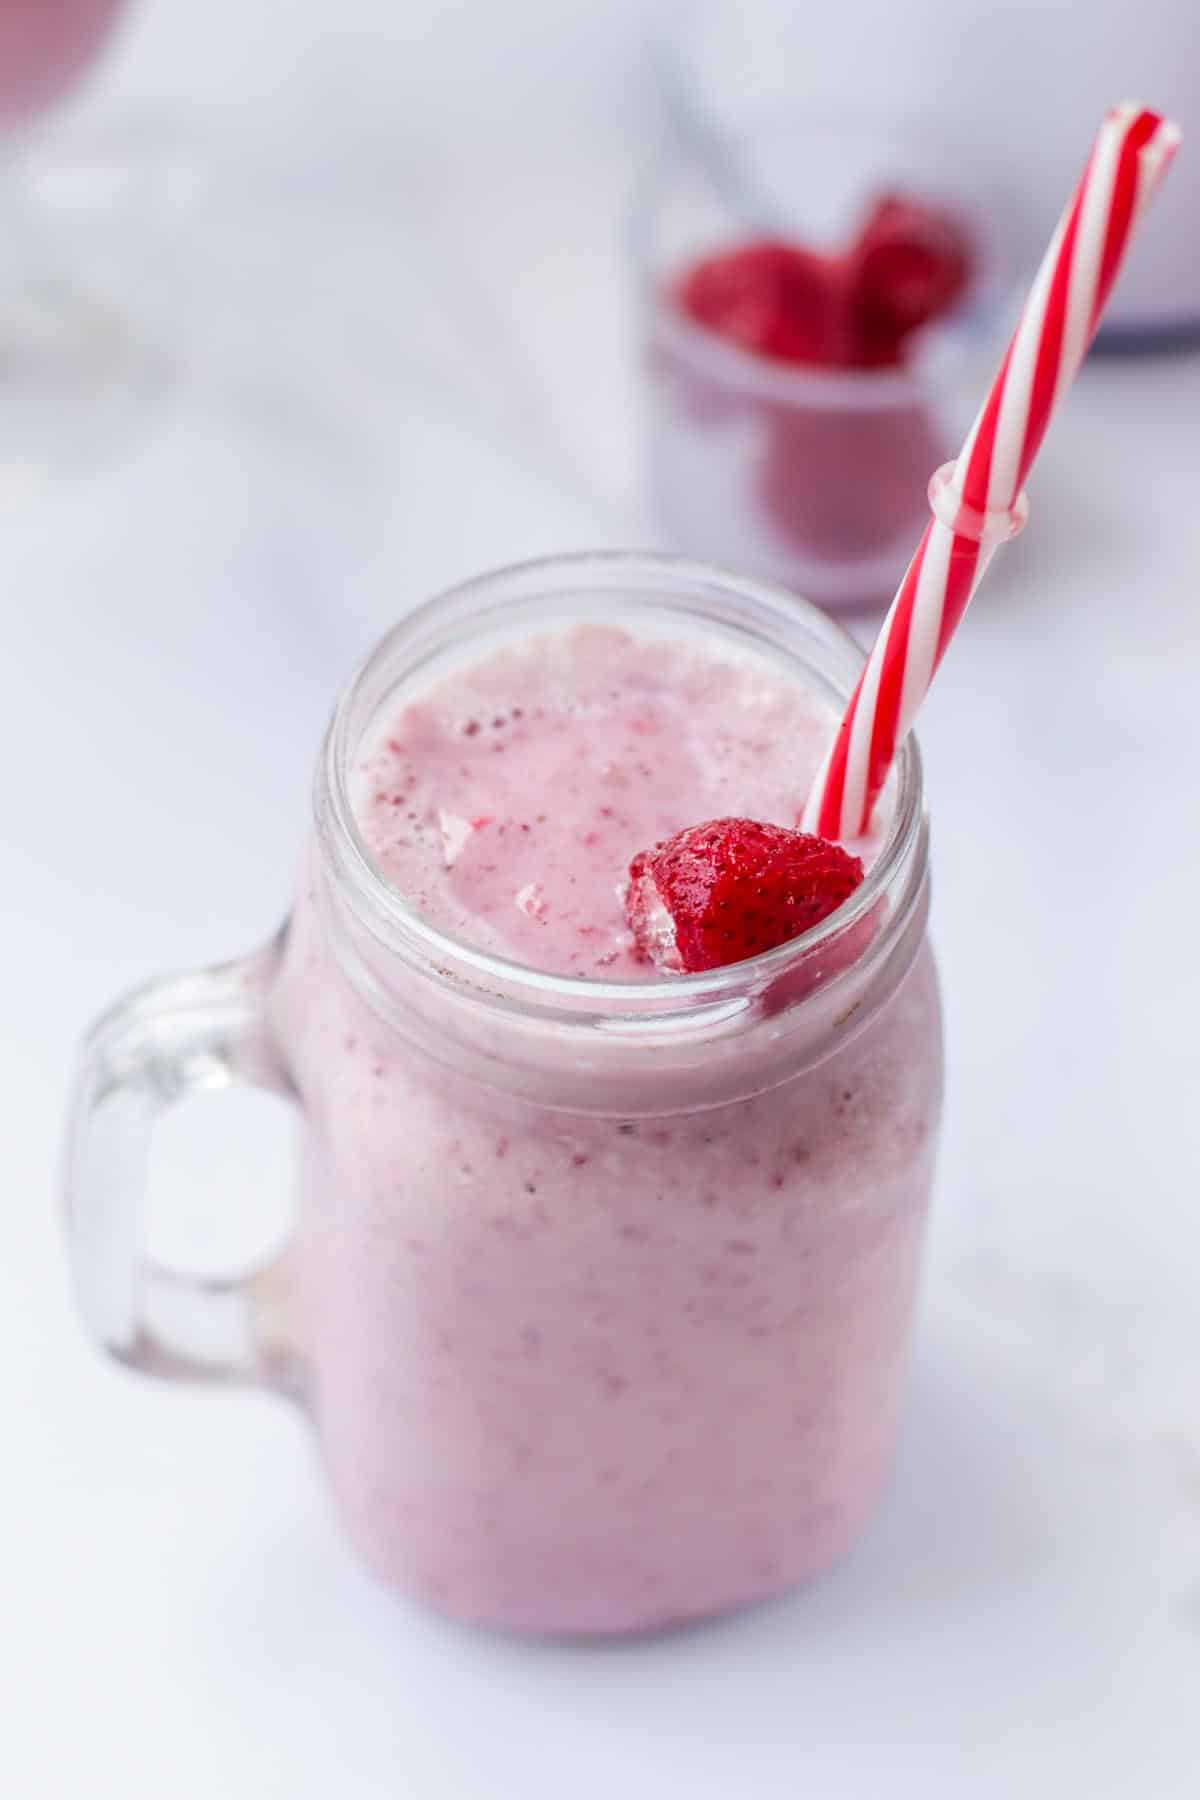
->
3, 3, 1199, 1796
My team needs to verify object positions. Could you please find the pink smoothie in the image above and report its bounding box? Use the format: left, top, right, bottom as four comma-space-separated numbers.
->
0, 0, 125, 126
274, 621, 942, 1635
349, 625, 881, 978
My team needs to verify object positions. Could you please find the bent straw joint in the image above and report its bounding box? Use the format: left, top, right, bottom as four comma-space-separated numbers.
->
927, 463, 1028, 547
802, 104, 1181, 845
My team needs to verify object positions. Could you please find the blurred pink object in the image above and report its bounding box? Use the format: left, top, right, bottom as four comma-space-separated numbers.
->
0, 0, 125, 127
0, 0, 166, 489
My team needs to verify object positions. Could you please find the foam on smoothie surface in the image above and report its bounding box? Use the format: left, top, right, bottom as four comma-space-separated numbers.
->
352, 624, 870, 979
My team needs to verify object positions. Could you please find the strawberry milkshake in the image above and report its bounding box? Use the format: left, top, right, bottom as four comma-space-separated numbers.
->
65, 115, 1176, 1644
271, 555, 943, 1636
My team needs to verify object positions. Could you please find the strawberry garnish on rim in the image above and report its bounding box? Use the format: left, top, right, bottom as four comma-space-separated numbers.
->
624, 817, 864, 975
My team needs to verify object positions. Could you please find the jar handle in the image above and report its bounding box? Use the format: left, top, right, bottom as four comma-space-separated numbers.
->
63, 928, 303, 1397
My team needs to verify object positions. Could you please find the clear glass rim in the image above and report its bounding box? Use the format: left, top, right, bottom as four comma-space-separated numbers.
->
632, 100, 1019, 410
318, 550, 925, 1016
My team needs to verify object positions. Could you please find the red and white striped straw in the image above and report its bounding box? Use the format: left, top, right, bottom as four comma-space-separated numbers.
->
803, 103, 1181, 843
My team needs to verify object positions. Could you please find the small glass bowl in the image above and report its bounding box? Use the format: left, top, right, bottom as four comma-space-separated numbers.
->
634, 109, 1025, 611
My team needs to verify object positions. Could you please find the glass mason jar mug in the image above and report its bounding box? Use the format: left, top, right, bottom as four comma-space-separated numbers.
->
65, 553, 944, 1637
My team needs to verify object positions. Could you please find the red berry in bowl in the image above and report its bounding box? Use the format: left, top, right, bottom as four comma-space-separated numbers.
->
675, 240, 852, 367
848, 193, 973, 340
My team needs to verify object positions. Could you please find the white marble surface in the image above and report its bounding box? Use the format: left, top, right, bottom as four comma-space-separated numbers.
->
4, 3, 1199, 1795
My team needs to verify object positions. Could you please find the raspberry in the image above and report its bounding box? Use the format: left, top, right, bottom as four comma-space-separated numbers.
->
847, 193, 973, 342
675, 241, 852, 367
672, 201, 971, 377
625, 818, 864, 974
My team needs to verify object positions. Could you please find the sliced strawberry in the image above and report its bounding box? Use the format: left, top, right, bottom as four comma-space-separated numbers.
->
625, 818, 864, 974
